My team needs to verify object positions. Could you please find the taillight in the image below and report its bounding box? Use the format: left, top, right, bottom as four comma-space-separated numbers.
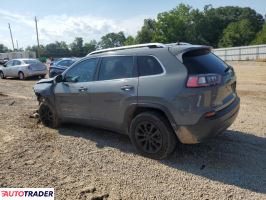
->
204, 111, 216, 118
186, 74, 221, 88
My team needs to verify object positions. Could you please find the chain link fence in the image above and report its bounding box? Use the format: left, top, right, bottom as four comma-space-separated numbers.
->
0, 51, 36, 60
213, 44, 266, 61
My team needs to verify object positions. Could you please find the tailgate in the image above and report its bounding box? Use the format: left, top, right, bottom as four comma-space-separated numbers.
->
181, 48, 237, 110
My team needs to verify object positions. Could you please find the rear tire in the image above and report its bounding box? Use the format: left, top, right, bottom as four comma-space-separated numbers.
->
38, 100, 60, 128
18, 72, 25, 80
0, 71, 5, 79
129, 111, 177, 159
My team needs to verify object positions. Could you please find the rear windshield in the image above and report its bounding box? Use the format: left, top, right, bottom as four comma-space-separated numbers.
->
24, 60, 41, 64
182, 49, 228, 75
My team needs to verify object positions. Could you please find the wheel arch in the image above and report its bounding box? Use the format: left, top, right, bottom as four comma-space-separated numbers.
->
18, 70, 25, 78
35, 92, 55, 106
124, 103, 179, 135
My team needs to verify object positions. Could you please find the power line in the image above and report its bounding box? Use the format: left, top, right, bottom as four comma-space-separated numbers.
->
34, 16, 40, 57
8, 23, 15, 51
16, 40, 19, 50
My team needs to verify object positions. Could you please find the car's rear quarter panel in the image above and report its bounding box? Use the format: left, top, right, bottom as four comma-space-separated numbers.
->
138, 48, 238, 127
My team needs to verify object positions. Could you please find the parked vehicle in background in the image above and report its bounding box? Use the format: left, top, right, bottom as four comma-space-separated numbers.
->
0, 58, 47, 80
50, 58, 62, 67
49, 58, 78, 77
0, 58, 9, 65
34, 43, 240, 159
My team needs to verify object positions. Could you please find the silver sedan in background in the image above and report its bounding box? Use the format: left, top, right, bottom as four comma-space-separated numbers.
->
0, 59, 47, 80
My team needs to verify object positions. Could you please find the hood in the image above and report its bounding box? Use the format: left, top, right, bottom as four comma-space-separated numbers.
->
34, 77, 55, 97
36, 77, 55, 84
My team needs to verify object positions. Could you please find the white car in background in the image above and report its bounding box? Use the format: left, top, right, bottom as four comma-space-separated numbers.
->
0, 58, 47, 80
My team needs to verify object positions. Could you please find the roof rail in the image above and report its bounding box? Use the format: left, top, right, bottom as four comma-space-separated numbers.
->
87, 43, 166, 56
165, 42, 191, 46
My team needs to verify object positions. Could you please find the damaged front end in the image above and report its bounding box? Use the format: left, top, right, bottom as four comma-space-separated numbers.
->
33, 77, 56, 104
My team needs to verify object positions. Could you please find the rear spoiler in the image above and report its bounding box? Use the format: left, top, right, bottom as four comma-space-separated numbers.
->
169, 45, 212, 62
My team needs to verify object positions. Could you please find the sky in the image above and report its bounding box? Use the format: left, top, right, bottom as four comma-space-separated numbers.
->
0, 0, 266, 49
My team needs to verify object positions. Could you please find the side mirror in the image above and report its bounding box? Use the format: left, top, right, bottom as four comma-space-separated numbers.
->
3, 64, 6, 67
55, 74, 63, 83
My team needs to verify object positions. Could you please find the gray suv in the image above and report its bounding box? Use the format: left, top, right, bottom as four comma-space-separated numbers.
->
33, 43, 240, 159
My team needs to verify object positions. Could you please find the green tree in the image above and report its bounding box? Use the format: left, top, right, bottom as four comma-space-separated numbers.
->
185, 9, 208, 44
135, 19, 156, 43
124, 36, 136, 45
219, 19, 256, 47
202, 6, 264, 47
252, 22, 266, 44
83, 40, 97, 54
0, 44, 10, 53
26, 45, 46, 57
44, 41, 70, 57
151, 4, 264, 47
70, 37, 84, 57
99, 32, 126, 48
153, 4, 193, 43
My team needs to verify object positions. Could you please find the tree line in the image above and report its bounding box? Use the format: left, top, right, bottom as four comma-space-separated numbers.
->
1, 4, 266, 57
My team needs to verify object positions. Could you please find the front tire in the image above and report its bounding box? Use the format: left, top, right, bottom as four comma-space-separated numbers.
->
0, 71, 5, 79
18, 72, 25, 80
129, 111, 177, 159
38, 100, 60, 128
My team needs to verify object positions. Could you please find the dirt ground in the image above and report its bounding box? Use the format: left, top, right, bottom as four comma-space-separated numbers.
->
0, 61, 266, 200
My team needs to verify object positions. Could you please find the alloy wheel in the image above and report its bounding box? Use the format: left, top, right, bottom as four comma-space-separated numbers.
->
135, 121, 163, 153
39, 105, 54, 127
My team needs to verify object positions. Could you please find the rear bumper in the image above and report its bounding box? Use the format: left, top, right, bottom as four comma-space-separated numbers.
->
176, 96, 240, 144
25, 70, 47, 77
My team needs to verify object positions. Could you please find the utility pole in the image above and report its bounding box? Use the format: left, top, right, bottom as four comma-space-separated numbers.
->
16, 40, 19, 50
8, 23, 15, 51
34, 16, 40, 57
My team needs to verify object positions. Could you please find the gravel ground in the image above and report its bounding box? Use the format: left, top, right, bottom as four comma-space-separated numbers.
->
0, 62, 266, 200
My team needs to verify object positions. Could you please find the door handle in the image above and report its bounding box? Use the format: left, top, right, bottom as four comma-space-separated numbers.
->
78, 87, 88, 92
121, 85, 134, 91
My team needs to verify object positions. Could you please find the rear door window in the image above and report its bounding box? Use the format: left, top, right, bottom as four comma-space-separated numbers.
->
98, 56, 135, 81
137, 56, 163, 76
182, 49, 228, 75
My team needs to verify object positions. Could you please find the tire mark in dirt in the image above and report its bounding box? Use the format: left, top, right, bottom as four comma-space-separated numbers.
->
0, 92, 32, 100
